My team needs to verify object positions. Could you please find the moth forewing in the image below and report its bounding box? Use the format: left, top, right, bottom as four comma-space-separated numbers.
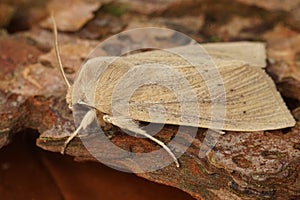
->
93, 45, 295, 131
201, 42, 267, 68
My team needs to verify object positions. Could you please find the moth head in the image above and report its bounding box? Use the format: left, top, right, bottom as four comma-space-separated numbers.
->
51, 13, 73, 110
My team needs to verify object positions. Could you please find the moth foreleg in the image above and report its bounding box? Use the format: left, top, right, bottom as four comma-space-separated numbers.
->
209, 129, 225, 134
103, 115, 180, 167
61, 110, 96, 154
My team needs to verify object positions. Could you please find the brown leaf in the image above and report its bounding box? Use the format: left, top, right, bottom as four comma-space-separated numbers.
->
264, 23, 300, 82
125, 15, 204, 41
152, 15, 204, 36
0, 35, 42, 81
40, 0, 102, 32
78, 12, 126, 39
263, 24, 300, 100
121, 0, 186, 14
38, 39, 98, 76
288, 6, 300, 31
235, 0, 300, 31
204, 16, 264, 41
0, 3, 16, 27
12, 63, 66, 96
235, 0, 300, 12
21, 27, 78, 51
263, 24, 300, 63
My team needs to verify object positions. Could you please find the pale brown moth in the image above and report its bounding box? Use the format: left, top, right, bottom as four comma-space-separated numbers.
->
51, 16, 295, 168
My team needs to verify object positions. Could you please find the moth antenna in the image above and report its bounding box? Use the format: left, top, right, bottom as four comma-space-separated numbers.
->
51, 12, 71, 88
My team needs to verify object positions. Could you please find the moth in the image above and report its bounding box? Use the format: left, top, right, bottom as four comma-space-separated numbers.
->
51, 17, 295, 168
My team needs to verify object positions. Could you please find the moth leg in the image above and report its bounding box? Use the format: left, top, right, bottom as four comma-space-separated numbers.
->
103, 115, 180, 167
61, 124, 81, 154
61, 110, 96, 154
209, 129, 225, 134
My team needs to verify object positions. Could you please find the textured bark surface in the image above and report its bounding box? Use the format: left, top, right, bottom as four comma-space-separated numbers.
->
1, 0, 300, 199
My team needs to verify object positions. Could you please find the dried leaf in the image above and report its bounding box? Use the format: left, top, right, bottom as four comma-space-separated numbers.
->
0, 3, 16, 27
40, 0, 102, 32
21, 27, 78, 51
217, 16, 263, 40
0, 35, 42, 81
263, 24, 300, 100
39, 39, 98, 73
12, 63, 66, 96
203, 16, 264, 41
235, 0, 300, 12
263, 24, 300, 63
288, 6, 300, 30
125, 15, 203, 32
79, 12, 126, 39
119, 0, 185, 14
